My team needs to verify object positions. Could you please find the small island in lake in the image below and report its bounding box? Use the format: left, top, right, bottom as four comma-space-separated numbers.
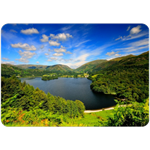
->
41, 73, 58, 80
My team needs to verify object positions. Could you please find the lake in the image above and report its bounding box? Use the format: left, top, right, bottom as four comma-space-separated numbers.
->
21, 77, 116, 110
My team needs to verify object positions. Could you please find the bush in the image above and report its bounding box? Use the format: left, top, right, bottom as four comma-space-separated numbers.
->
103, 99, 149, 126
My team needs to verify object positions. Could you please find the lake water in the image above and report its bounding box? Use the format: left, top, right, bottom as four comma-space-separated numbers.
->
21, 77, 116, 110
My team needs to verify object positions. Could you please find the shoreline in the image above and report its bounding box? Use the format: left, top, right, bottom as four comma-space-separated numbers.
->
84, 104, 127, 113
84, 105, 116, 113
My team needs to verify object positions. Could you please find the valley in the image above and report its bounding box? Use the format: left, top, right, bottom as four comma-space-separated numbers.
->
1, 51, 149, 126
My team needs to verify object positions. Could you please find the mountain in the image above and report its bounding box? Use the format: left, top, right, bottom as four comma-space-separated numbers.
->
16, 64, 72, 72
75, 59, 107, 73
89, 51, 149, 103
102, 51, 149, 71
1, 64, 73, 77
92, 54, 135, 72
1, 51, 149, 77
45, 64, 73, 72
1, 64, 23, 77
16, 64, 48, 70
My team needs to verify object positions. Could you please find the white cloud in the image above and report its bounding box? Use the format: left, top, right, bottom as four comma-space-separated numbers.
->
54, 45, 66, 53
130, 25, 141, 34
36, 61, 39, 63
122, 32, 148, 41
10, 29, 17, 33
127, 45, 149, 52
21, 28, 39, 34
49, 40, 60, 46
115, 36, 122, 41
106, 51, 115, 56
53, 53, 63, 56
2, 57, 9, 60
58, 58, 73, 62
50, 33, 73, 41
50, 57, 58, 60
62, 53, 90, 69
115, 38, 149, 53
40, 45, 44, 49
115, 25, 147, 42
40, 34, 49, 42
126, 26, 130, 31
61, 25, 73, 31
15, 57, 29, 63
18, 50, 36, 58
115, 53, 121, 57
129, 38, 149, 47
44, 53, 49, 55
15, 50, 36, 63
1, 61, 15, 65
106, 51, 122, 60
11, 43, 36, 51
75, 40, 90, 47
48, 49, 53, 52
65, 51, 72, 54
47, 59, 52, 61
53, 46, 72, 54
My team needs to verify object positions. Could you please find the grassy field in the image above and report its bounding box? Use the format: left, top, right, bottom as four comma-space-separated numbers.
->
59, 109, 114, 127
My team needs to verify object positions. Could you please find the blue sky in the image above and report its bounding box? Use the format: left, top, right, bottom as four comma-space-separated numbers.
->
1, 24, 149, 69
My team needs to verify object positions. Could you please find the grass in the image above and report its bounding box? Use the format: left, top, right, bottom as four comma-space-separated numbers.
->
60, 109, 114, 126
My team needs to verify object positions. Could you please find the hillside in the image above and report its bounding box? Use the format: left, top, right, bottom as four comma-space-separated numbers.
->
1, 64, 23, 77
89, 51, 149, 103
1, 64, 73, 77
16, 64, 73, 72
75, 59, 107, 73
99, 51, 149, 72
92, 54, 135, 72
16, 64, 48, 70
45, 64, 73, 72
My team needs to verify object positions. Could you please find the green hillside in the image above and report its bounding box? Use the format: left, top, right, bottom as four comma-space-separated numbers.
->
75, 59, 107, 73
1, 64, 73, 78
16, 64, 48, 70
45, 64, 73, 72
17, 64, 73, 72
1, 64, 24, 78
92, 54, 135, 72
89, 51, 149, 103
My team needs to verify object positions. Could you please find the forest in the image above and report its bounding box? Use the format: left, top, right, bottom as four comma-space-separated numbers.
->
89, 51, 149, 103
1, 75, 86, 126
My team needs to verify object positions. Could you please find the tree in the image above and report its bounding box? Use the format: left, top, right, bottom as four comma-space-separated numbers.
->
75, 100, 85, 116
103, 100, 149, 126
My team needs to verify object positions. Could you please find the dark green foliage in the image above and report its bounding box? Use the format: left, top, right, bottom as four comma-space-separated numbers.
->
102, 100, 149, 126
75, 59, 107, 73
90, 51, 149, 103
41, 75, 58, 81
1, 64, 74, 78
17, 64, 73, 72
1, 76, 86, 126
75, 100, 85, 116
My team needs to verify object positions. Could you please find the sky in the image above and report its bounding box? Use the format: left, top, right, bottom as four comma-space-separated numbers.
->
1, 24, 149, 69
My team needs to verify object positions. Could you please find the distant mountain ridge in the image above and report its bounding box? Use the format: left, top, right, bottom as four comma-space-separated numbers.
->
75, 59, 107, 73
1, 51, 149, 76
16, 64, 73, 72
